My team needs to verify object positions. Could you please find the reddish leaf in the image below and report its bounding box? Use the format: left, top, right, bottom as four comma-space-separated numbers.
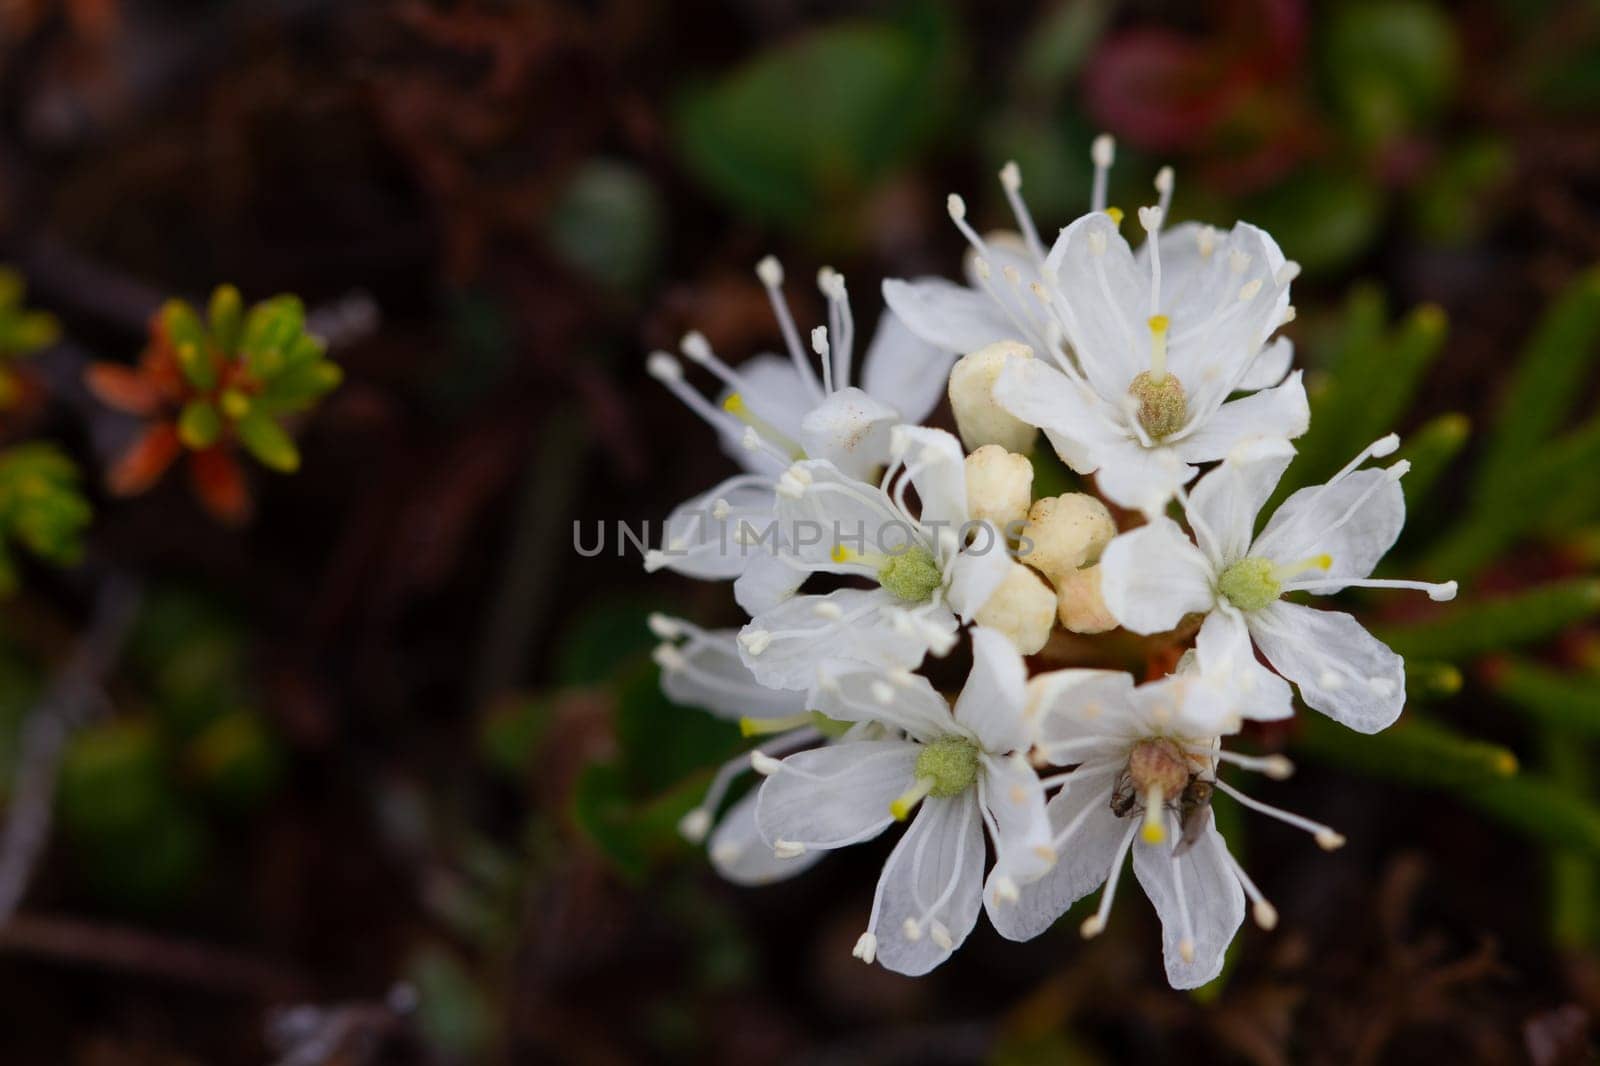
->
190, 445, 254, 526
85, 363, 167, 416
106, 422, 182, 496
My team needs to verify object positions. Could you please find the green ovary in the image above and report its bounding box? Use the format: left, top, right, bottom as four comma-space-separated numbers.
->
1128, 371, 1188, 440
1217, 556, 1280, 612
878, 546, 943, 604
916, 736, 980, 797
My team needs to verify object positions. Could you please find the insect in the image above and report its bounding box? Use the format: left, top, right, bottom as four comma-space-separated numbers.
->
1172, 776, 1215, 857
1109, 768, 1138, 818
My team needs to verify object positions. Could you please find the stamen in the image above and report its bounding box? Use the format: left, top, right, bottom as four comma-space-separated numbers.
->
1081, 820, 1139, 938
852, 932, 877, 964
999, 160, 1046, 262
647, 613, 684, 639
750, 751, 784, 776
1154, 166, 1174, 222
648, 352, 741, 437
1220, 848, 1278, 930
1090, 134, 1115, 214
890, 776, 937, 821
1279, 577, 1459, 602
1198, 749, 1294, 780
1273, 554, 1333, 582
773, 840, 807, 859
754, 256, 825, 400
1213, 778, 1346, 850
810, 325, 834, 394
947, 193, 995, 262
1169, 818, 1197, 963
817, 267, 855, 389
1139, 205, 1165, 318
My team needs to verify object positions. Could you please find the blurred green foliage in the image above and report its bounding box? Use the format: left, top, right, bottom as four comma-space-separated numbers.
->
0, 267, 59, 408
54, 587, 283, 910
0, 444, 91, 596
167, 286, 343, 472
676, 2, 961, 240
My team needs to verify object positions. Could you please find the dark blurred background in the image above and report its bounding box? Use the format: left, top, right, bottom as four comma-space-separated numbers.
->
1, 0, 1599, 1063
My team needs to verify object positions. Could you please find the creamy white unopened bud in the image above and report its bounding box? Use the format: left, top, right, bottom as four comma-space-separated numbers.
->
1021, 493, 1117, 584
948, 342, 1039, 454
1056, 564, 1118, 634
974, 561, 1057, 655
963, 445, 1033, 534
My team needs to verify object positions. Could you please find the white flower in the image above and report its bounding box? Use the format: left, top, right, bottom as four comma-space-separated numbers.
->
753, 628, 1054, 975
651, 614, 828, 885
1098, 434, 1458, 733
993, 666, 1334, 990
643, 259, 955, 590
735, 426, 1015, 689
883, 138, 1306, 517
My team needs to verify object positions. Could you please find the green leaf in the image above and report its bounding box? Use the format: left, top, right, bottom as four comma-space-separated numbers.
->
1486, 658, 1600, 735
546, 160, 663, 292
235, 410, 300, 473
570, 760, 706, 881
1396, 412, 1469, 509
674, 6, 957, 231
161, 300, 216, 390
1377, 579, 1600, 661
1406, 660, 1462, 700
1242, 170, 1382, 276
1294, 712, 1517, 791
207, 284, 244, 355
1466, 773, 1600, 860
1538, 727, 1597, 946
177, 401, 222, 449
1480, 268, 1600, 493
1425, 419, 1600, 578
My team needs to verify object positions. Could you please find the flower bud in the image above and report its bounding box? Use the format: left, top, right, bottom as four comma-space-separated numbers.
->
963, 445, 1033, 534
974, 561, 1057, 655
1021, 493, 1116, 584
948, 342, 1039, 454
1056, 564, 1118, 634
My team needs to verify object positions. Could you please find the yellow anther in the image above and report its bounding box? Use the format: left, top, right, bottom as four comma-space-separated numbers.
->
722, 392, 746, 414
1105, 206, 1124, 226
1148, 314, 1170, 333
831, 544, 853, 564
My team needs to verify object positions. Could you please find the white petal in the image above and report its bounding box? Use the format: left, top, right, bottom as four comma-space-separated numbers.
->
1249, 602, 1405, 733
723, 353, 812, 446
1183, 436, 1297, 567
1131, 817, 1246, 990
813, 664, 955, 743
651, 476, 776, 580
980, 754, 1054, 899
1092, 439, 1195, 518
1043, 213, 1147, 397
1099, 518, 1217, 634
963, 232, 1046, 346
755, 740, 919, 849
992, 357, 1126, 474
773, 459, 908, 569
1164, 222, 1292, 415
1236, 335, 1294, 392
860, 312, 959, 426
894, 425, 969, 530
798, 387, 899, 482
660, 628, 810, 721
733, 552, 807, 615
710, 790, 825, 885
1190, 609, 1294, 725
1027, 669, 1141, 760
881, 277, 1016, 355
989, 781, 1127, 942
954, 627, 1029, 752
1173, 371, 1309, 466
740, 588, 944, 690
1251, 468, 1404, 588
869, 795, 985, 975
943, 530, 1012, 622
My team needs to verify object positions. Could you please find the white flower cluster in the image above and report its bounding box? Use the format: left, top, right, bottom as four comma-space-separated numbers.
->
643, 135, 1457, 987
